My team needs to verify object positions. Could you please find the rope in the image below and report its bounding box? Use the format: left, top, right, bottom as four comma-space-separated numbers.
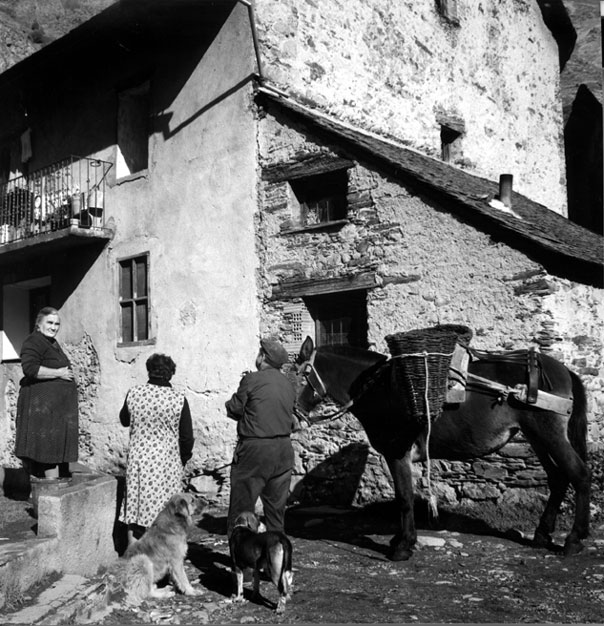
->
391, 349, 454, 520
423, 353, 439, 519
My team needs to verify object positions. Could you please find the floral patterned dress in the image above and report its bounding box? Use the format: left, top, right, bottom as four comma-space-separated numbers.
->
119, 381, 186, 527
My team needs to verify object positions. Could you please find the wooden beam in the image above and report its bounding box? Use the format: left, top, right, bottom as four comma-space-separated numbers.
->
271, 272, 378, 299
262, 155, 354, 183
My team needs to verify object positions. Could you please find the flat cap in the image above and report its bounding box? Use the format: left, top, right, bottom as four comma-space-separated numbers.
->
260, 337, 289, 368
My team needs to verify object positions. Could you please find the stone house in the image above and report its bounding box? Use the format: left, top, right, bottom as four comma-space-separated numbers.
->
0, 1, 601, 517
254, 89, 603, 511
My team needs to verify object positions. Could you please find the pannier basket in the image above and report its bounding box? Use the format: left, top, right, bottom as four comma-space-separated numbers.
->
385, 324, 473, 425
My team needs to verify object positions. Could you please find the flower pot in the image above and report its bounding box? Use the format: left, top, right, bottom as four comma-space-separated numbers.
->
87, 190, 103, 212
78, 210, 92, 228
71, 193, 82, 215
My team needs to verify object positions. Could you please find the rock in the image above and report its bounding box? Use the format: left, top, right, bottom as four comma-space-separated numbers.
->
417, 535, 446, 548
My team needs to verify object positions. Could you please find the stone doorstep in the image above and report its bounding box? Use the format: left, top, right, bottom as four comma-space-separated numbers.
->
0, 535, 61, 613
0, 468, 117, 613
3, 573, 110, 625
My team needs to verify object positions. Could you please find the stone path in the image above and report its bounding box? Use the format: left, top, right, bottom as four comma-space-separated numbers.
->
3, 505, 604, 624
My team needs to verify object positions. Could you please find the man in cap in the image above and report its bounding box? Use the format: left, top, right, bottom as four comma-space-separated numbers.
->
225, 337, 296, 536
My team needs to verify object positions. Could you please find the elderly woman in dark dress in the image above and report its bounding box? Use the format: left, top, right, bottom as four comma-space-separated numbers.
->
119, 353, 195, 546
15, 307, 78, 479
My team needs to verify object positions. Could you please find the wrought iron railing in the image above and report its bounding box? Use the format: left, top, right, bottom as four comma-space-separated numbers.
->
0, 156, 112, 244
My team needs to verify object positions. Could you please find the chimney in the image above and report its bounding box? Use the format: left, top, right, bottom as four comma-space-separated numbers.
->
499, 174, 513, 208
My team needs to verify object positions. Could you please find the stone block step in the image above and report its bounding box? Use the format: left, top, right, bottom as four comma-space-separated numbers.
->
3, 573, 111, 625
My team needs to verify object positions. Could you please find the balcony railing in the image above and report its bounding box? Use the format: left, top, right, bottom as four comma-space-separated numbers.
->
0, 156, 112, 245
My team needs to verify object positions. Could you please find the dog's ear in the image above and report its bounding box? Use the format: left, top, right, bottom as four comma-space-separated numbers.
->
170, 494, 191, 520
243, 511, 260, 532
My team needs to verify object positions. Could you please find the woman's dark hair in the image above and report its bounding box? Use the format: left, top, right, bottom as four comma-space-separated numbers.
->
146, 353, 176, 381
34, 306, 59, 331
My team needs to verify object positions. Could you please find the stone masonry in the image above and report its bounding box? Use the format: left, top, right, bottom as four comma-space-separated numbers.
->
255, 100, 603, 516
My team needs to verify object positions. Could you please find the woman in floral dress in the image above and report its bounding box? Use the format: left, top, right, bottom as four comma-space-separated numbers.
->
119, 353, 194, 545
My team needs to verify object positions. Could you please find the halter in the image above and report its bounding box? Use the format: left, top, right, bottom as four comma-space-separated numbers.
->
297, 349, 354, 423
298, 350, 328, 399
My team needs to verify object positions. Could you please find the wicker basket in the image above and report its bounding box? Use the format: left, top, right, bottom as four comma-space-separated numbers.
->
385, 325, 473, 425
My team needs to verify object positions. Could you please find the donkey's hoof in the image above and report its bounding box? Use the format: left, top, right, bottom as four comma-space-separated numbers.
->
563, 540, 584, 557
389, 546, 413, 561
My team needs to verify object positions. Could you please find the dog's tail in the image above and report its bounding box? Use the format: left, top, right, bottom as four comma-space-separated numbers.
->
105, 554, 153, 607
269, 537, 293, 599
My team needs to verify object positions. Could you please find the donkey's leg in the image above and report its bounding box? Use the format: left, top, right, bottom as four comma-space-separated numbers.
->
386, 452, 416, 561
523, 436, 569, 549
524, 418, 591, 556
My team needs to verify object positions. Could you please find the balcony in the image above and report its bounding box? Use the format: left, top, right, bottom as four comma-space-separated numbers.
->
0, 156, 113, 266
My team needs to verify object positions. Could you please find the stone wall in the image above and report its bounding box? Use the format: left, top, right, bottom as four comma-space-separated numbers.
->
255, 0, 568, 215
256, 104, 604, 517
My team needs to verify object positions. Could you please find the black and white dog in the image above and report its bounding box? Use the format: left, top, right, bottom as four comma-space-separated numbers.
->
228, 511, 293, 613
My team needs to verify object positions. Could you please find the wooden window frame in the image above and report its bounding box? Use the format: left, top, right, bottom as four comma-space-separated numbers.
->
290, 169, 348, 228
304, 290, 368, 349
118, 253, 152, 346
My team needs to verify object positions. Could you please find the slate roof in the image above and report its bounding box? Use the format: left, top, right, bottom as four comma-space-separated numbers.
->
258, 87, 603, 288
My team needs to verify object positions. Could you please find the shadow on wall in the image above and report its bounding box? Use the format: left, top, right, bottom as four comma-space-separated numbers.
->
291, 443, 369, 506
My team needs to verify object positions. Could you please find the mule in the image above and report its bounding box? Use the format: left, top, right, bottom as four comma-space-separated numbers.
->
296, 336, 590, 561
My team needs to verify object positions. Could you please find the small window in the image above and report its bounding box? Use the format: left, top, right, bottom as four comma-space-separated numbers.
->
441, 125, 462, 163
436, 0, 459, 24
116, 82, 150, 178
290, 170, 348, 227
305, 290, 368, 348
119, 254, 150, 344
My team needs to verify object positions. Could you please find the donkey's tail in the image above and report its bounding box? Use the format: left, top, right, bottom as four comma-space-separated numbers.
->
568, 370, 588, 462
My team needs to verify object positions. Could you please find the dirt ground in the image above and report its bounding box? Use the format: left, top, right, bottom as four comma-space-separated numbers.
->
100, 503, 604, 624
3, 486, 604, 623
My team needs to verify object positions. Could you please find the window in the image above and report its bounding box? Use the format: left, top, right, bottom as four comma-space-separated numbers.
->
119, 254, 150, 344
440, 125, 463, 163
116, 82, 150, 178
305, 290, 368, 348
290, 169, 348, 227
436, 0, 459, 24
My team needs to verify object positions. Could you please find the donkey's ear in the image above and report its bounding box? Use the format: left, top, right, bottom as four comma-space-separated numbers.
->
300, 336, 314, 361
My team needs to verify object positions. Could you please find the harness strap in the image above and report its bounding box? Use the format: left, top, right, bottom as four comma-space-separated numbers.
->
466, 372, 518, 398
466, 372, 573, 415
527, 347, 539, 404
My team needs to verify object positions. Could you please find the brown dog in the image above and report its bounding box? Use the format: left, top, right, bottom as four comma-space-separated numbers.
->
109, 493, 203, 606
229, 511, 293, 613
